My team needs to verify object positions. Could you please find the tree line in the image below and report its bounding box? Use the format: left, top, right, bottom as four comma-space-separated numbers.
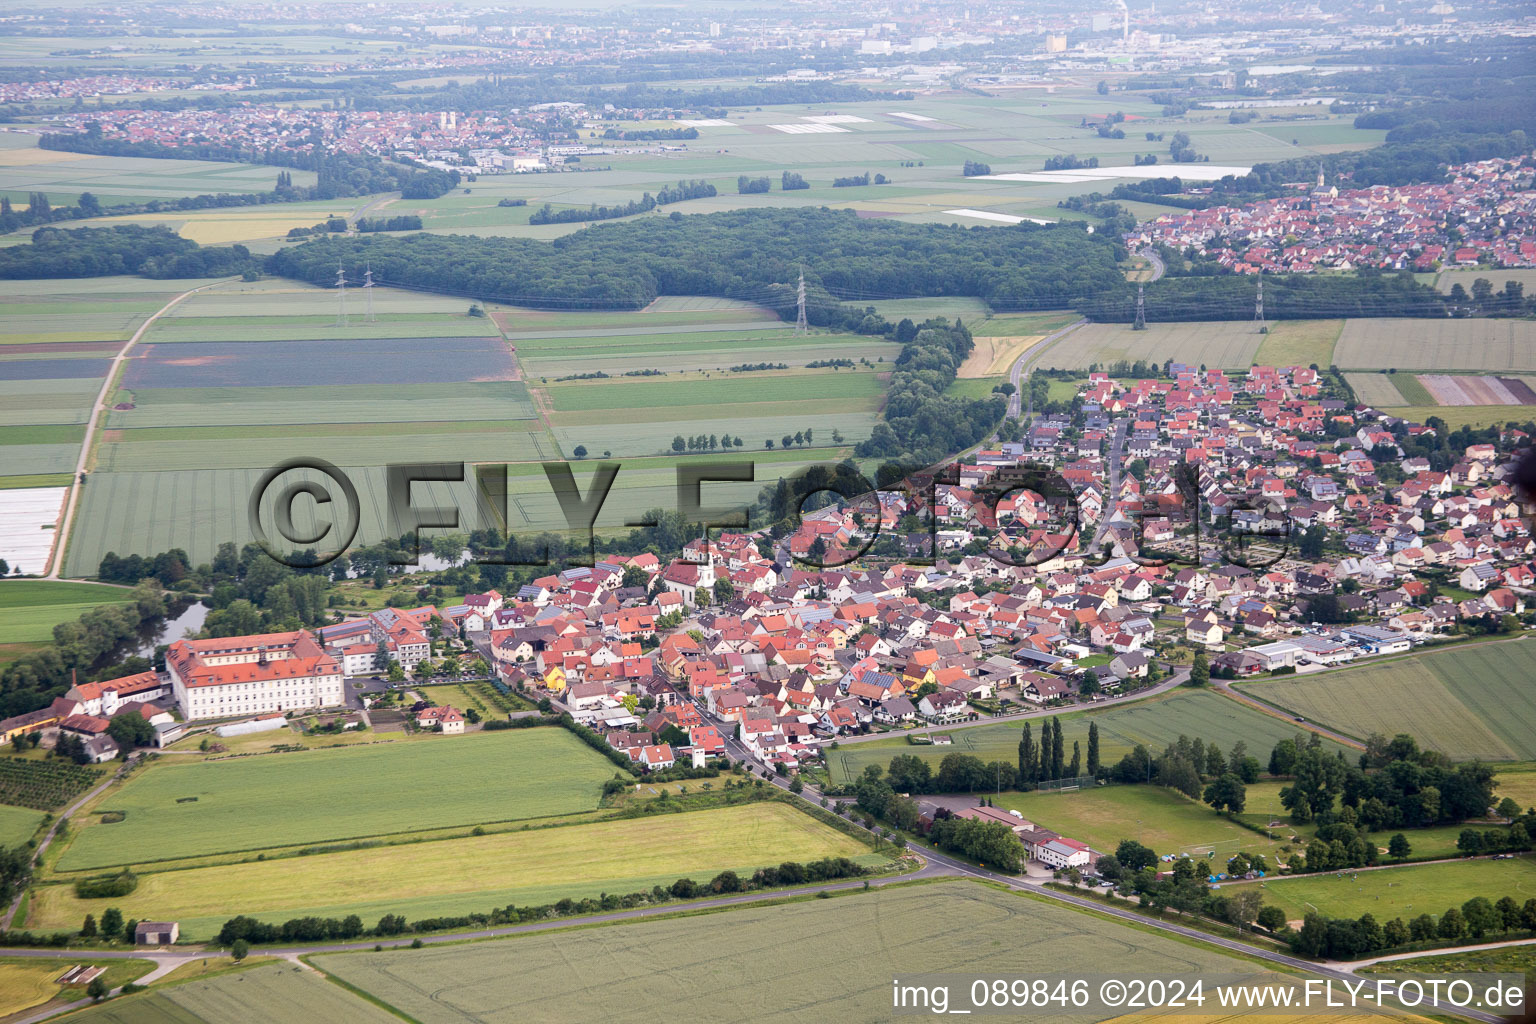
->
1074, 272, 1450, 323
265, 207, 1125, 313
0, 224, 255, 280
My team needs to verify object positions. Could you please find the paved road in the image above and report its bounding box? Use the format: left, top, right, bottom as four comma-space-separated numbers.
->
1142, 249, 1167, 282
1008, 318, 1087, 422
1088, 417, 1129, 555
43, 280, 234, 579
0, 759, 136, 930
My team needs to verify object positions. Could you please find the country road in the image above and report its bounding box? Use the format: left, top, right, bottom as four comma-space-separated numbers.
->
43, 279, 234, 579
1008, 317, 1086, 422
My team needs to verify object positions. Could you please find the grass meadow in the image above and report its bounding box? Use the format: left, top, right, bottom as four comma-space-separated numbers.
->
1252, 319, 1344, 368
1248, 856, 1536, 923
827, 689, 1347, 786
314, 880, 1285, 1024
0, 803, 44, 847
32, 802, 880, 941
1243, 640, 1536, 761
55, 728, 615, 870
0, 580, 133, 644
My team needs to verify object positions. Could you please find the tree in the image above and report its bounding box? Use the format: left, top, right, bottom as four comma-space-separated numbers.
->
1384, 917, 1409, 947
232, 938, 250, 961
1203, 773, 1247, 814
1017, 723, 1037, 789
1087, 722, 1100, 777
572, 444, 588, 459
1115, 839, 1156, 871
1462, 897, 1500, 939
87, 977, 108, 1001
1068, 740, 1081, 779
1388, 833, 1411, 860
1437, 907, 1465, 940
81, 913, 97, 937
100, 907, 124, 940
1189, 650, 1209, 687
1079, 670, 1100, 697
1257, 905, 1288, 932
671, 435, 686, 453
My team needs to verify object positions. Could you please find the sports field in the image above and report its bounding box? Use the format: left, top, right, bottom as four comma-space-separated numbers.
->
0, 581, 135, 644
32, 802, 880, 940
54, 727, 615, 870
314, 880, 1284, 1024
1333, 318, 1536, 372
827, 689, 1348, 786
1248, 856, 1536, 923
60, 962, 402, 1024
1037, 321, 1267, 372
1243, 640, 1536, 761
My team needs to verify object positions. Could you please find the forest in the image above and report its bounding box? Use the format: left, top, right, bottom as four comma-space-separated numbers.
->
264, 208, 1126, 312
0, 224, 254, 280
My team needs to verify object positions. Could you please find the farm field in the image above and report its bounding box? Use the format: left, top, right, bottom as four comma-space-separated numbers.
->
0, 136, 317, 207
1333, 318, 1536, 372
0, 961, 65, 1019
0, 580, 134, 643
1346, 373, 1408, 407
0, 802, 44, 846
1243, 640, 1536, 761
1416, 373, 1535, 406
1381, 406, 1533, 429
60, 962, 402, 1024
1434, 268, 1536, 295
31, 802, 881, 941
54, 727, 615, 870
105, 380, 536, 428
958, 311, 1082, 378
122, 336, 516, 389
1036, 321, 1267, 372
1251, 319, 1344, 369
827, 689, 1348, 786
62, 449, 847, 572
314, 880, 1285, 1024
1248, 856, 1536, 923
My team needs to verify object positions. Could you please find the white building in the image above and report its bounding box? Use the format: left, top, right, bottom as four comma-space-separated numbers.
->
167, 631, 344, 721
64, 671, 169, 716
1036, 838, 1092, 869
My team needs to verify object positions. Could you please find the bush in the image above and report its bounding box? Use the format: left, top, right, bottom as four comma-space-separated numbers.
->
74, 870, 137, 899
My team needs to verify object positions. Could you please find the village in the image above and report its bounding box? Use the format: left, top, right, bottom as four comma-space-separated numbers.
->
1129, 156, 1536, 274
5, 357, 1530, 878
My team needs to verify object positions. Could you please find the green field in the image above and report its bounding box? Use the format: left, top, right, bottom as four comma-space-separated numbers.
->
1243, 641, 1536, 761
1038, 321, 1268, 372
54, 728, 615, 870
60, 962, 402, 1024
314, 880, 1286, 1024
0, 802, 44, 846
1334, 318, 1536, 371
1252, 319, 1344, 368
1382, 406, 1532, 430
997, 785, 1293, 864
0, 581, 133, 644
827, 690, 1348, 786
1250, 856, 1536, 923
33, 802, 881, 941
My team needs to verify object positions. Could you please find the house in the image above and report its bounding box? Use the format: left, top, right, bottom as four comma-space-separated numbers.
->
81, 735, 120, 763
167, 630, 344, 721
918, 689, 970, 722
638, 743, 676, 770
1184, 610, 1224, 650
415, 706, 465, 734
135, 921, 179, 945
65, 671, 168, 717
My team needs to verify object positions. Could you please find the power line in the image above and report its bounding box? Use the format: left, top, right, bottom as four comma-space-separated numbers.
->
795, 265, 807, 335
333, 260, 348, 327
1132, 281, 1146, 331
363, 261, 377, 322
